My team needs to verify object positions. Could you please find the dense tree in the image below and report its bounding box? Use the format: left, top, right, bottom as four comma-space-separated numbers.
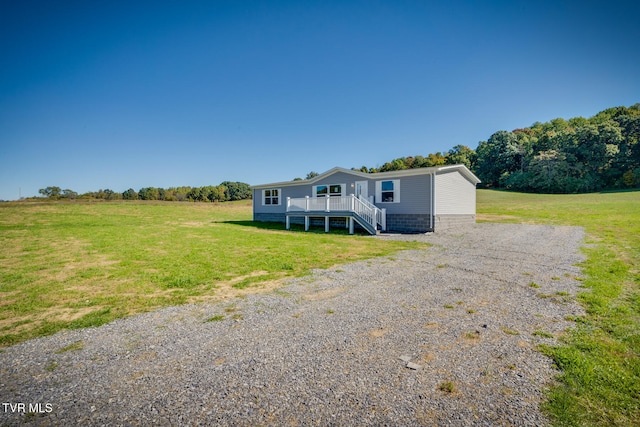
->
122, 188, 138, 200
445, 145, 476, 168
425, 152, 447, 167
61, 189, 77, 199
186, 187, 205, 202
167, 186, 192, 202
472, 104, 640, 192
379, 158, 407, 172
371, 153, 450, 173
305, 171, 319, 179
475, 131, 523, 187
33, 181, 252, 202
39, 186, 61, 198
221, 181, 251, 201
138, 187, 160, 200
103, 189, 117, 200
204, 185, 226, 202
526, 150, 573, 193
354, 104, 639, 193
185, 185, 226, 202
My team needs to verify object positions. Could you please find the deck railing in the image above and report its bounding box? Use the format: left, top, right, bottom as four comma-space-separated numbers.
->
355, 195, 387, 231
286, 195, 386, 232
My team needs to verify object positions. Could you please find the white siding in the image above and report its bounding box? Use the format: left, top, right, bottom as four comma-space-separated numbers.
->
435, 170, 476, 215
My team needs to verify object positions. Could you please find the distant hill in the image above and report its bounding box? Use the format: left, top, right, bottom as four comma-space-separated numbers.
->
356, 103, 640, 193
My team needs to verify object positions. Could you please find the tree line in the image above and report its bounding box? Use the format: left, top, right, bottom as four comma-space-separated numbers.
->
351, 144, 475, 174
37, 182, 252, 202
35, 104, 640, 200
353, 104, 640, 193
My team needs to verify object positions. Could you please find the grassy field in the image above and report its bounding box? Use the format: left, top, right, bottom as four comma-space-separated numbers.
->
0, 200, 421, 347
478, 189, 640, 427
2, 192, 638, 425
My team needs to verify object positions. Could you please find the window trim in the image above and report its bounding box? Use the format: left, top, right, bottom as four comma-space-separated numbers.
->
262, 188, 281, 206
375, 179, 400, 203
312, 183, 345, 197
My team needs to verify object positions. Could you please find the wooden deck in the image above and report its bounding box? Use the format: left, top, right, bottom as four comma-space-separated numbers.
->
285, 195, 385, 235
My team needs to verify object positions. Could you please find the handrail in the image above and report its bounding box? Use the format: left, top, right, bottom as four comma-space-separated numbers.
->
357, 194, 376, 210
286, 195, 386, 231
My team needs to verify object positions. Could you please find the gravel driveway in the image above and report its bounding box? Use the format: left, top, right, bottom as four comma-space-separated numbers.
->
0, 223, 585, 426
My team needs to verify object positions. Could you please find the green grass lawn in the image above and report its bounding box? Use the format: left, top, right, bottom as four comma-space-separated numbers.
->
0, 200, 421, 347
2, 192, 638, 425
478, 189, 640, 427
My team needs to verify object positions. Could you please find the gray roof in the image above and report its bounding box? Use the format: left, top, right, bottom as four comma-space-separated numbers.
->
251, 165, 480, 189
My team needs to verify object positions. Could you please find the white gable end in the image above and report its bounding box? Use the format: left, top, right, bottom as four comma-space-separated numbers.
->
435, 170, 476, 215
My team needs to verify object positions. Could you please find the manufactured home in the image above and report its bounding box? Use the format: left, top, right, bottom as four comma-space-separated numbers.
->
251, 165, 480, 234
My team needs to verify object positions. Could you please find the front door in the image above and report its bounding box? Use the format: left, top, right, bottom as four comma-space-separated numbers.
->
355, 181, 368, 200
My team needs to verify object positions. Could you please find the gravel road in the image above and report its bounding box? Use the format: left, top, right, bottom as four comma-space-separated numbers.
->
0, 223, 586, 426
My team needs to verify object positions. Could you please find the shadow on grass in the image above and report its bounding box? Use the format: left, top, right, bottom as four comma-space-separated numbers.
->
217, 220, 285, 230
218, 220, 370, 235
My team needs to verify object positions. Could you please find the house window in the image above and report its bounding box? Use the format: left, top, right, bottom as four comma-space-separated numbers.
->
262, 188, 280, 205
376, 180, 400, 203
313, 184, 344, 197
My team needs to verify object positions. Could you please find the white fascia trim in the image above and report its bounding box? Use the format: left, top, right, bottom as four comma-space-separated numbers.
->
435, 164, 481, 184
252, 164, 479, 190
251, 167, 369, 190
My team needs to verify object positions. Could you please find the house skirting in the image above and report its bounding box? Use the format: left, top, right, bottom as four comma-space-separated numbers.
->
254, 212, 476, 233
385, 214, 432, 233
289, 216, 351, 229
385, 214, 476, 233
254, 213, 357, 229
254, 212, 286, 223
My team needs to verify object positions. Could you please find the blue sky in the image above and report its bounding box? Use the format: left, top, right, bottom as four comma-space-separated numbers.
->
1, 0, 639, 200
